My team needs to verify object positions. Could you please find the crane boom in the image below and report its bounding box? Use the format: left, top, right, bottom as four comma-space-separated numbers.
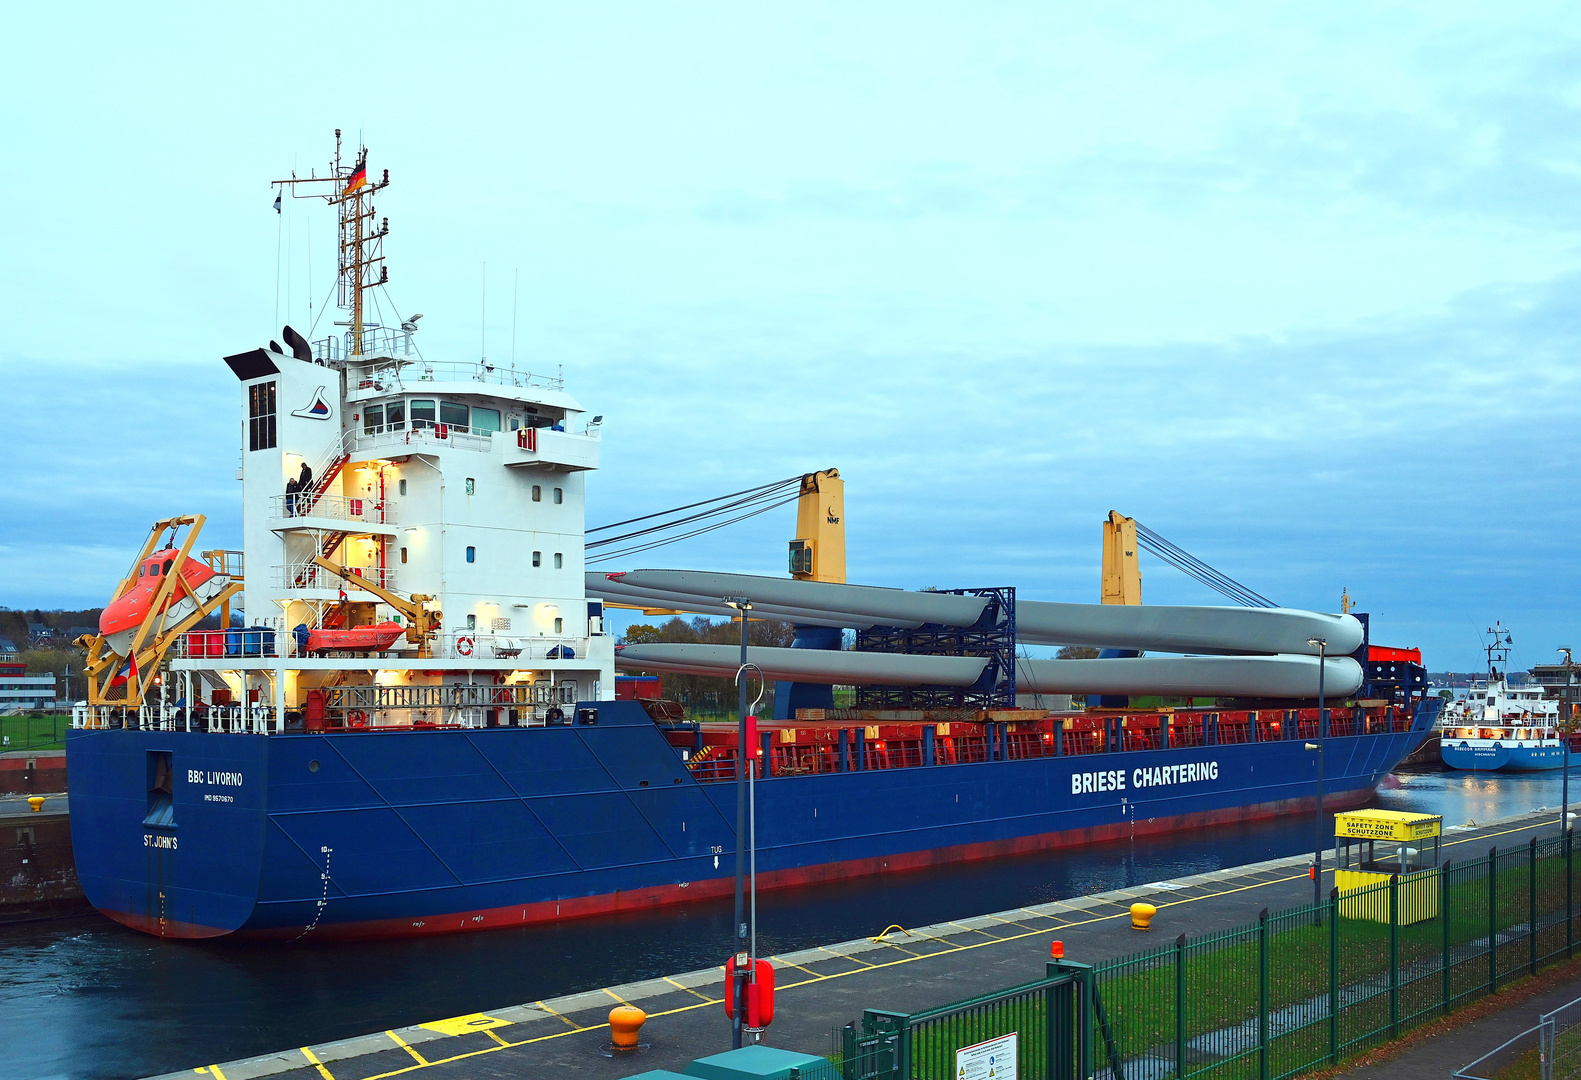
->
310, 555, 442, 657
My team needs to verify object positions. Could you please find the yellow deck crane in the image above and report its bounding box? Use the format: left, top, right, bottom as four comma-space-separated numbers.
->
1101, 510, 1141, 605
76, 516, 244, 709
788, 468, 845, 583
309, 555, 442, 658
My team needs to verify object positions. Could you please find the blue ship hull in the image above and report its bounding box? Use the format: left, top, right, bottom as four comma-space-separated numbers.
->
66, 699, 1441, 939
1440, 740, 1566, 772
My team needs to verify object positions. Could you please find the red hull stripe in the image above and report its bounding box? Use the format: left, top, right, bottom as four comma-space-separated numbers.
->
99, 788, 1375, 941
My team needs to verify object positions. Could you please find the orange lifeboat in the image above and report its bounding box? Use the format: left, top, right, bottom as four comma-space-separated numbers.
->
304, 621, 404, 654
99, 548, 226, 656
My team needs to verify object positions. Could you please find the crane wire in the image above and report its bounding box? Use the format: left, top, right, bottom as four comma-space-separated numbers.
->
587, 492, 801, 564
588, 483, 802, 551
589, 476, 801, 534
1133, 522, 1278, 608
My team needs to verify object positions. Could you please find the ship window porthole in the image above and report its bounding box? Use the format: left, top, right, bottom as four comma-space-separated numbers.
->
533, 551, 541, 567
532, 485, 542, 502
466, 546, 476, 563
554, 553, 563, 569
401, 547, 408, 564
553, 487, 563, 504
308, 760, 320, 773
465, 478, 475, 495
163, 559, 174, 575
399, 478, 407, 496
554, 617, 564, 634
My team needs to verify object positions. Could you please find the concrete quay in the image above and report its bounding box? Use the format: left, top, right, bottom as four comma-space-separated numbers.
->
0, 790, 81, 918
152, 809, 1567, 1080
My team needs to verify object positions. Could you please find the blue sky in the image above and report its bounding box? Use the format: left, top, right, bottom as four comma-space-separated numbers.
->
2, 3, 1577, 671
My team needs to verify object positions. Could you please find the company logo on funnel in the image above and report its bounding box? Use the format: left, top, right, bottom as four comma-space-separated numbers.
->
291, 386, 333, 419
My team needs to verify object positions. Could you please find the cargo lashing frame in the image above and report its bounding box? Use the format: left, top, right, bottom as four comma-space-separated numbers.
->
855, 587, 1016, 710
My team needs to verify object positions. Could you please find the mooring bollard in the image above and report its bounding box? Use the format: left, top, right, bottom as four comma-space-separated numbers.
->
28, 797, 45, 813
1131, 902, 1157, 930
608, 1005, 646, 1050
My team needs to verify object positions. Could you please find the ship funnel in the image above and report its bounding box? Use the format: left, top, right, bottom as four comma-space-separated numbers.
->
282, 325, 313, 362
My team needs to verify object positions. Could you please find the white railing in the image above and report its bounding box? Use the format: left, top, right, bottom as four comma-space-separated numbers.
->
355, 425, 493, 456
272, 563, 396, 591
270, 493, 393, 526
73, 702, 279, 735
436, 633, 589, 662
350, 357, 564, 392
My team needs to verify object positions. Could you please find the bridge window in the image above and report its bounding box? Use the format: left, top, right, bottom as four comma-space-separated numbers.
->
472, 407, 500, 434
364, 404, 383, 434
248, 381, 277, 451
385, 401, 405, 430
440, 401, 469, 432
410, 399, 436, 429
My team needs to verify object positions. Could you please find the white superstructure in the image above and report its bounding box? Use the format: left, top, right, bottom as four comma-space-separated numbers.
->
165, 339, 614, 729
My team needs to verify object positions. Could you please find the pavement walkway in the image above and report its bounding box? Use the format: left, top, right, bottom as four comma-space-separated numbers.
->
155, 810, 1571, 1080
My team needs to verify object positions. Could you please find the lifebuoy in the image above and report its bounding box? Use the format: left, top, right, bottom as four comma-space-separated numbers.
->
457, 635, 474, 657
348, 709, 369, 729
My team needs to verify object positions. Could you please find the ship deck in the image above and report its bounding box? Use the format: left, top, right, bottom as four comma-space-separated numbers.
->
151, 809, 1568, 1080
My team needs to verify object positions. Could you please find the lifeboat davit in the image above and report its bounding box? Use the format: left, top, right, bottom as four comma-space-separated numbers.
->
99, 548, 228, 656
305, 621, 404, 654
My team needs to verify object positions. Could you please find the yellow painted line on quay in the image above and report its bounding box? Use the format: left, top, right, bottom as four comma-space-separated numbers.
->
300, 816, 1560, 1080
384, 1030, 427, 1066
663, 974, 713, 999
299, 1046, 335, 1080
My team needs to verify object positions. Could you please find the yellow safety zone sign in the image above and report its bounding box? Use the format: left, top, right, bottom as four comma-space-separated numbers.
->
419, 1013, 512, 1036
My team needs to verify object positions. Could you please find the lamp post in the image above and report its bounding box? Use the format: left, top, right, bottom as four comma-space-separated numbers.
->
1308, 636, 1327, 911
1562, 649, 1575, 837
722, 596, 752, 1049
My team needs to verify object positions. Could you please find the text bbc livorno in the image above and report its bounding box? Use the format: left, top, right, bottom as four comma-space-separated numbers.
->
1072, 761, 1220, 795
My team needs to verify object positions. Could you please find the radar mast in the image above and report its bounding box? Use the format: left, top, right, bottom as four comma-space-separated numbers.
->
272, 129, 390, 357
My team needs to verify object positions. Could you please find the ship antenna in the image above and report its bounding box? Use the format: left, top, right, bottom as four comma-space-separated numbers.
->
272, 128, 390, 360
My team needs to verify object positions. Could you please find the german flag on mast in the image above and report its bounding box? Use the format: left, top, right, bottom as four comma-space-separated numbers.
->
344, 151, 368, 193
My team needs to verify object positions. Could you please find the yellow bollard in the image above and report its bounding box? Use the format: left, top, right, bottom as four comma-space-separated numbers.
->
1130, 902, 1156, 930
608, 1005, 646, 1050
28, 797, 45, 813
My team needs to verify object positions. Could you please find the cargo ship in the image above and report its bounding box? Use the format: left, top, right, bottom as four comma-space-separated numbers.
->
65, 136, 1441, 941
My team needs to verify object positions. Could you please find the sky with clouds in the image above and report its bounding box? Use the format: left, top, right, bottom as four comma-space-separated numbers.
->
2, 2, 1577, 670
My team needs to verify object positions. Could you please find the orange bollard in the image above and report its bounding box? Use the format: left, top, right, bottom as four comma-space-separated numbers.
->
608, 1005, 646, 1050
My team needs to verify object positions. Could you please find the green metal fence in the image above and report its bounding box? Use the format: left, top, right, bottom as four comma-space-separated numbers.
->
1094, 832, 1579, 1080
0, 713, 68, 751
838, 967, 1091, 1080
841, 831, 1581, 1080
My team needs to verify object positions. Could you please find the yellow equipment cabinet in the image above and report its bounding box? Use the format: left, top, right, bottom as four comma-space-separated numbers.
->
1334, 809, 1443, 924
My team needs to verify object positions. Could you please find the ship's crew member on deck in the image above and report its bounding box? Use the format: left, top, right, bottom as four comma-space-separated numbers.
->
284, 463, 314, 515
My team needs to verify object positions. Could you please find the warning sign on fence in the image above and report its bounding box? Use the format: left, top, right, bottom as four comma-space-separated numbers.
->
955, 1032, 1017, 1080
